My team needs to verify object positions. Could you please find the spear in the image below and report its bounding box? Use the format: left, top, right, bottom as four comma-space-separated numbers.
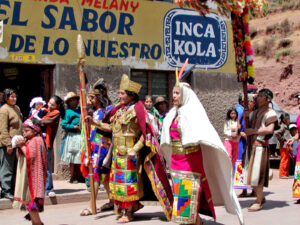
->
77, 34, 97, 215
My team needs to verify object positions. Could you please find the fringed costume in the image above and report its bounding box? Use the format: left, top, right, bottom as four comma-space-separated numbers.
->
161, 82, 244, 225
108, 74, 173, 221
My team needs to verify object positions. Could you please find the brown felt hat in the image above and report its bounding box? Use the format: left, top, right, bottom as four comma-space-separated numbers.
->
64, 92, 79, 103
154, 96, 168, 107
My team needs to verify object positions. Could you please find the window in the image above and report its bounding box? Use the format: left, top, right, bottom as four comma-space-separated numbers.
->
131, 69, 192, 107
131, 70, 175, 105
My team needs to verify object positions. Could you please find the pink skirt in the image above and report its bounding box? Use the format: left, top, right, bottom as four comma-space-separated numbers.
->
170, 149, 215, 224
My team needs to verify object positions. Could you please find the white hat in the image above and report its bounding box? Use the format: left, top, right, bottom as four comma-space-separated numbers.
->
289, 124, 297, 130
29, 97, 46, 108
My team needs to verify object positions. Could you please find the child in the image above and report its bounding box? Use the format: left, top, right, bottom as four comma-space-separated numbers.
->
60, 92, 81, 183
13, 118, 47, 225
288, 124, 298, 176
224, 107, 240, 166
28, 97, 47, 120
288, 124, 299, 158
144, 95, 153, 111
41, 95, 65, 197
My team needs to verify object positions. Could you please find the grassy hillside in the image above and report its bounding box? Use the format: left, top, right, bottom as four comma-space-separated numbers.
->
250, 0, 300, 114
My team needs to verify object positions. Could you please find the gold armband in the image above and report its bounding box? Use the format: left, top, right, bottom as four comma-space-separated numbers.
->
131, 140, 144, 153
95, 121, 103, 129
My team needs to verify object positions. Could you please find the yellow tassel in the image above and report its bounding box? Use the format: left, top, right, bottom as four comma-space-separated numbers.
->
247, 65, 255, 77
175, 68, 179, 86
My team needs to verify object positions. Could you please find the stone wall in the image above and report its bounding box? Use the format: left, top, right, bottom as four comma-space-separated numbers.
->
192, 71, 242, 140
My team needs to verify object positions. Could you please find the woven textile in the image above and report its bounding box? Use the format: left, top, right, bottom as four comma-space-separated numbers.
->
109, 154, 142, 201
171, 170, 200, 224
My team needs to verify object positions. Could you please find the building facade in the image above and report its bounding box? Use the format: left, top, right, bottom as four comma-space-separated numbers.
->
0, 0, 242, 174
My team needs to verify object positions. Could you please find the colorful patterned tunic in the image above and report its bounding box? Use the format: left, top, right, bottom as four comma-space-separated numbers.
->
109, 105, 143, 203
170, 116, 215, 224
90, 105, 113, 182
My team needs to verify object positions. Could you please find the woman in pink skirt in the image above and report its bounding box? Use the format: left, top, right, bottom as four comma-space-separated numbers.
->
160, 80, 244, 225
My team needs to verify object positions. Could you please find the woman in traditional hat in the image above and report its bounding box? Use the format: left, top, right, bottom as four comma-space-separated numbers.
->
160, 67, 244, 225
60, 92, 81, 183
154, 96, 169, 118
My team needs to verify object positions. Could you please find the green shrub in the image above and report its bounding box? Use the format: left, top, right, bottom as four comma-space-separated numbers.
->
275, 49, 293, 61
262, 2, 269, 16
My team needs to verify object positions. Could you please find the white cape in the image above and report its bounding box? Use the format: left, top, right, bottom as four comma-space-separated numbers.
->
160, 83, 244, 225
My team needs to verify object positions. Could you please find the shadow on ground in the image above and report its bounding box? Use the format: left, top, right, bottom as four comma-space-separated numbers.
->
239, 199, 289, 210
55, 189, 85, 194
202, 219, 225, 225
93, 211, 167, 223
133, 211, 167, 222
94, 212, 115, 220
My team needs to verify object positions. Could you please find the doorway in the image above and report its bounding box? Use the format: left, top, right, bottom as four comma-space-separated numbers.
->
0, 63, 54, 118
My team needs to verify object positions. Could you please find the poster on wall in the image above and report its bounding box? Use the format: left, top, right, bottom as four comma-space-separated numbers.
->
0, 0, 235, 73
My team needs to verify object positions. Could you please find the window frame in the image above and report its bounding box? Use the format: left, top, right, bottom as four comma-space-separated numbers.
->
131, 69, 174, 107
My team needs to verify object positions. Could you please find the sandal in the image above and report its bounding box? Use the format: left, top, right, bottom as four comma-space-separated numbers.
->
80, 208, 92, 216
47, 191, 56, 197
248, 203, 262, 212
100, 202, 114, 211
117, 215, 133, 223
117, 208, 134, 223
295, 199, 300, 204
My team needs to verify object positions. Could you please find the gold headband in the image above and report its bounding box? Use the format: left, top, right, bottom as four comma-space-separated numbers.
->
119, 74, 142, 94
88, 88, 101, 95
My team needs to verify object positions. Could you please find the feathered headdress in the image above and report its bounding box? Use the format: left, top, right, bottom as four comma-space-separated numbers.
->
175, 58, 196, 86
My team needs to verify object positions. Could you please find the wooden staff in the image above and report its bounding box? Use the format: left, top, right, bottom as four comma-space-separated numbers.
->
76, 34, 97, 215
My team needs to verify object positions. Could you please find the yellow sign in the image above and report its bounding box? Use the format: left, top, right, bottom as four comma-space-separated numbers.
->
11, 54, 35, 62
0, 0, 236, 73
